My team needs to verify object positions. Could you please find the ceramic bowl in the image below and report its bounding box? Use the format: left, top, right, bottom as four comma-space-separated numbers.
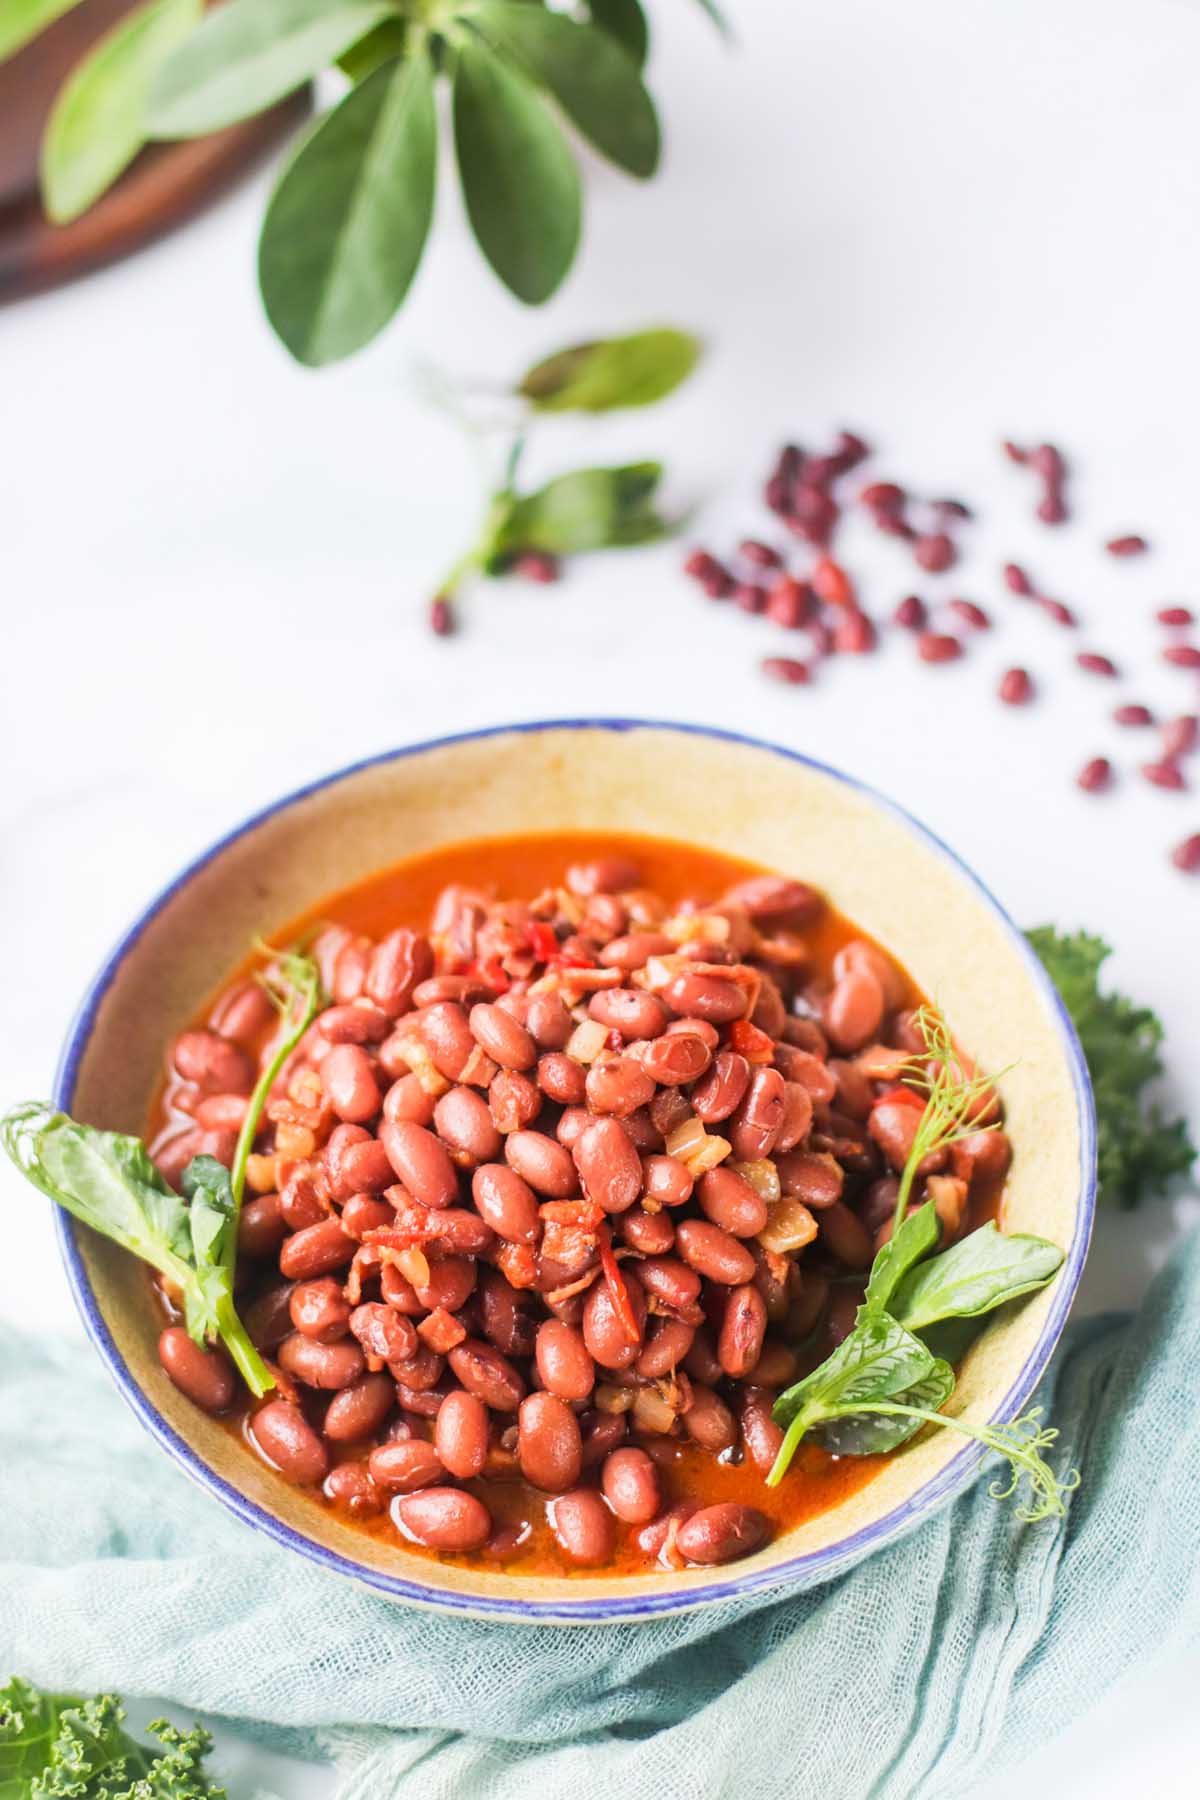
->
54, 720, 1095, 1623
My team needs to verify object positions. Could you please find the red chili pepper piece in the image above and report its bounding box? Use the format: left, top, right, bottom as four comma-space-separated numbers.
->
729, 1019, 776, 1063
598, 1227, 640, 1345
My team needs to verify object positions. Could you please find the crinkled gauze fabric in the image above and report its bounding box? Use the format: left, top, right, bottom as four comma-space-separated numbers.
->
2, 1232, 1199, 1800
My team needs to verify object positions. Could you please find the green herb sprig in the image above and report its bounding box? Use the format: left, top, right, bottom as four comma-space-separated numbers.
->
13, 0, 726, 365
1029, 927, 1196, 1208
766, 1007, 1075, 1521
0, 1675, 224, 1798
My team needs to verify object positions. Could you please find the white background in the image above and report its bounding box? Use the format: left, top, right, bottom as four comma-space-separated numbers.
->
2, 0, 1198, 1792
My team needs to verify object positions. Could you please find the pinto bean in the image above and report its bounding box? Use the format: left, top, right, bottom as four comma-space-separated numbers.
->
380, 1119, 459, 1209
582, 1268, 646, 1369
396, 1488, 492, 1552
368, 1438, 445, 1493
367, 928, 433, 1017
728, 1066, 787, 1160
413, 975, 488, 1009
775, 1149, 844, 1209
697, 1167, 769, 1238
566, 855, 640, 897
602, 1447, 661, 1524
421, 1002, 476, 1081
279, 1217, 355, 1281
637, 1032, 713, 1086
635, 1315, 696, 1379
677, 1503, 767, 1565
535, 1319, 595, 1401
172, 1029, 254, 1096
471, 1164, 541, 1244
238, 1191, 286, 1258
718, 1284, 768, 1378
824, 967, 885, 1052
469, 1003, 537, 1071
662, 972, 749, 1023
158, 1327, 234, 1413
278, 1332, 365, 1390
289, 1278, 352, 1342
588, 988, 669, 1040
573, 1117, 642, 1214
324, 1372, 395, 1442
620, 1206, 674, 1255
518, 1393, 583, 1492
435, 1086, 502, 1162
279, 1169, 326, 1232
550, 1487, 616, 1565
585, 1057, 656, 1118
505, 1130, 578, 1197
448, 1339, 526, 1411
537, 1052, 586, 1106
489, 1070, 541, 1134
320, 1044, 382, 1124
683, 1383, 737, 1452
676, 1218, 756, 1286
434, 1390, 490, 1478
639, 1156, 692, 1213
250, 1400, 329, 1485
323, 1462, 384, 1517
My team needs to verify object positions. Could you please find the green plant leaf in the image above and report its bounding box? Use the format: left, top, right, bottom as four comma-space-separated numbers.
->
890, 1221, 1065, 1334
148, 0, 398, 138
583, 0, 647, 68
772, 1314, 934, 1432
813, 1357, 956, 1456
337, 14, 407, 81
452, 32, 581, 305
862, 1199, 940, 1316
0, 1677, 222, 1798
259, 51, 437, 365
0, 0, 85, 64
919, 1313, 986, 1366
498, 461, 666, 554
518, 326, 701, 412
470, 3, 658, 177
40, 0, 202, 223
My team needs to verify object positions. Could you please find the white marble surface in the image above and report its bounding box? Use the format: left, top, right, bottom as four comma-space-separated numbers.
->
2, 0, 1199, 1792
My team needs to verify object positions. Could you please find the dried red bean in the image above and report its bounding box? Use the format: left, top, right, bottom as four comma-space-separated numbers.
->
913, 533, 955, 573
916, 633, 961, 664
760, 657, 811, 685
859, 481, 905, 513
832, 611, 876, 654
1076, 651, 1119, 679
1037, 597, 1076, 627
1105, 535, 1148, 557
429, 596, 454, 636
1164, 645, 1200, 670
1077, 757, 1114, 794
765, 576, 812, 629
515, 552, 559, 583
893, 595, 926, 630
1114, 703, 1155, 728
1170, 834, 1200, 873
738, 539, 781, 569
1142, 760, 1186, 791
1002, 563, 1033, 596
700, 565, 734, 599
1158, 607, 1194, 628
998, 667, 1034, 706
733, 581, 767, 614
1162, 716, 1199, 759
683, 548, 720, 581
811, 557, 855, 609
947, 599, 990, 631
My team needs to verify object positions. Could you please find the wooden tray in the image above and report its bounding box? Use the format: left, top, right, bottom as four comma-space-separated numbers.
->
0, 0, 310, 301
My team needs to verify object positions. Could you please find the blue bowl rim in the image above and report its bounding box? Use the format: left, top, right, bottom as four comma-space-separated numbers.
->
52, 716, 1097, 1623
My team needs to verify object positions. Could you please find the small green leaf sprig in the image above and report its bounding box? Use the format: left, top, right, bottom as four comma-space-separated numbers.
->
0, 1675, 225, 1798
423, 324, 702, 631
766, 1006, 1078, 1523
16, 0, 727, 365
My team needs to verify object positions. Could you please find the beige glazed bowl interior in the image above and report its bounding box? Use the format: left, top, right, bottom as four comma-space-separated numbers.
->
56, 721, 1096, 1624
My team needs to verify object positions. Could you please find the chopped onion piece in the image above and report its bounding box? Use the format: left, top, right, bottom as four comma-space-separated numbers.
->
683, 1135, 732, 1176
758, 1197, 819, 1255
594, 1383, 636, 1414
632, 1386, 677, 1434
730, 1158, 782, 1204
662, 911, 731, 945
566, 1019, 608, 1063
664, 1117, 707, 1160
393, 1245, 431, 1288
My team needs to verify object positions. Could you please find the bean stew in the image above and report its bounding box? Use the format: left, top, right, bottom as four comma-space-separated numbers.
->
144, 834, 1010, 1577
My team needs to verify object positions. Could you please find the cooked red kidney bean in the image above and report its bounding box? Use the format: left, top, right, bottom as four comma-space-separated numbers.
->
350, 1301, 418, 1364
599, 931, 675, 971
448, 1339, 526, 1411
396, 1488, 491, 1552
380, 1119, 459, 1209
193, 1092, 249, 1132
318, 1002, 392, 1045
238, 1191, 286, 1258
641, 1154, 693, 1209
320, 1044, 382, 1124
505, 1129, 577, 1196
278, 1332, 365, 1391
775, 1149, 844, 1208
471, 1163, 540, 1244
289, 1278, 352, 1343
664, 1014, 721, 1049
434, 1390, 490, 1478
244, 1284, 295, 1352
952, 1129, 1013, 1183
721, 875, 820, 923
421, 1002, 476, 1080
753, 1341, 798, 1387
524, 989, 571, 1048
718, 1284, 768, 1378
478, 1269, 536, 1357
741, 1387, 785, 1475
620, 1107, 662, 1154
366, 928, 433, 1017
824, 967, 886, 1052
279, 1217, 355, 1281
588, 988, 669, 1040
489, 1069, 541, 1133
518, 1393, 583, 1491
323, 1462, 384, 1517
384, 1075, 439, 1131
537, 1052, 586, 1106
211, 978, 274, 1045
621, 1205, 674, 1255
324, 1372, 395, 1442
636, 1031, 713, 1086
602, 1447, 661, 1524
580, 1409, 627, 1469
413, 1260, 478, 1319
677, 1503, 767, 1565
573, 1117, 642, 1213
691, 1049, 751, 1123
819, 1202, 875, 1267
585, 1056, 655, 1118
697, 1167, 769, 1238
833, 939, 905, 1010
341, 1194, 395, 1240
728, 1067, 787, 1160
683, 1383, 737, 1452
469, 1002, 537, 1071
172, 1029, 254, 1095
279, 1170, 326, 1232
636, 1315, 696, 1379
637, 1255, 702, 1311
251, 1400, 329, 1485
369, 1438, 445, 1493
409, 1204, 496, 1256
662, 972, 748, 1023
550, 1487, 616, 1565
868, 1098, 947, 1174
828, 1058, 874, 1121
328, 1130, 395, 1197
535, 1319, 595, 1401
775, 1081, 814, 1153
566, 855, 640, 896
158, 1326, 233, 1413
435, 1087, 501, 1162
582, 1268, 646, 1368
676, 1218, 756, 1285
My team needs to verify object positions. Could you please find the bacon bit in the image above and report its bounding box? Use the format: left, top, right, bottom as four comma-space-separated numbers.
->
418, 1306, 468, 1353
343, 1243, 383, 1305
541, 1222, 600, 1271
458, 1044, 499, 1087
729, 1019, 776, 1063
542, 1265, 602, 1307
598, 1226, 640, 1344
495, 1242, 538, 1289
469, 953, 511, 994
540, 1198, 606, 1228
527, 920, 560, 965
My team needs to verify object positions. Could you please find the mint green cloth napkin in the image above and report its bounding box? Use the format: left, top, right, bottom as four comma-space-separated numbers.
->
3, 1232, 1198, 1800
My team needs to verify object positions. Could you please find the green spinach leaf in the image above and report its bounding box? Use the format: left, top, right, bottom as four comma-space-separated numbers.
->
518, 326, 701, 412
889, 1222, 1064, 1334
813, 1357, 955, 1457
772, 1314, 934, 1433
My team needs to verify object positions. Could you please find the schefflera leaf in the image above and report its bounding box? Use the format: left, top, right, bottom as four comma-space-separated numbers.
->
452, 33, 581, 305
584, 0, 648, 69
469, 2, 660, 178
147, 0, 400, 138
258, 50, 437, 366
